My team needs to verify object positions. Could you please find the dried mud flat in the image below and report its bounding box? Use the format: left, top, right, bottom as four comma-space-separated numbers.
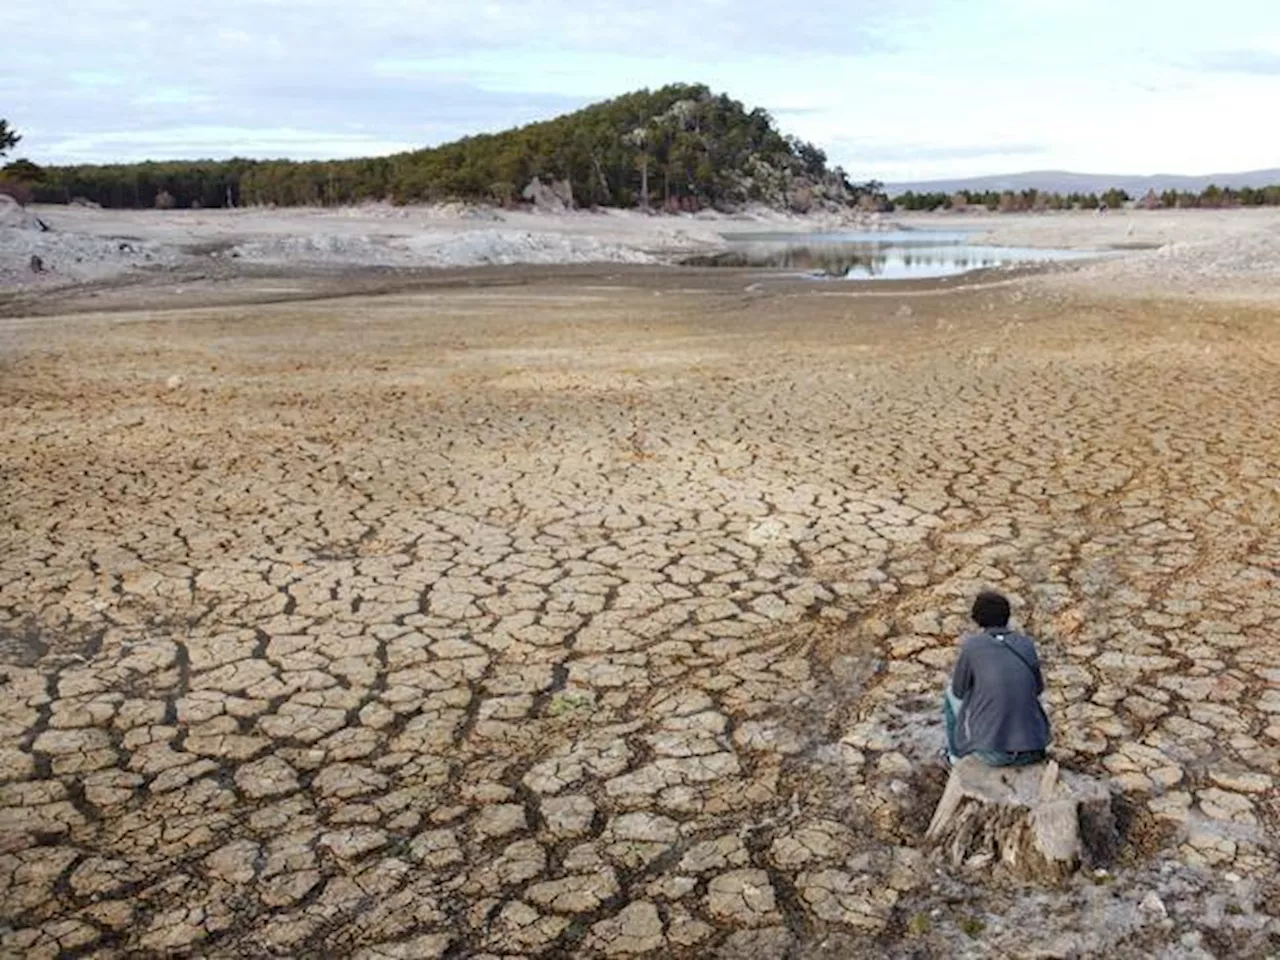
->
2, 268, 1279, 958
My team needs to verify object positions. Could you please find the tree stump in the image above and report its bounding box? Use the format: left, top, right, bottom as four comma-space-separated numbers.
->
925, 757, 1117, 884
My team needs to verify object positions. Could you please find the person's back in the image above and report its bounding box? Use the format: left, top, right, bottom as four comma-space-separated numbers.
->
944, 592, 1051, 766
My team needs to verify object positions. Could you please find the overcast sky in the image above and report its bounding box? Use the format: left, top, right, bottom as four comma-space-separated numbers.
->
5, 0, 1280, 182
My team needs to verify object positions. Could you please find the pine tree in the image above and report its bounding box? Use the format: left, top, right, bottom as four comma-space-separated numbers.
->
0, 120, 20, 158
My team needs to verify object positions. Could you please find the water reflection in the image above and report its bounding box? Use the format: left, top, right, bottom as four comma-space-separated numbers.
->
684, 231, 1097, 280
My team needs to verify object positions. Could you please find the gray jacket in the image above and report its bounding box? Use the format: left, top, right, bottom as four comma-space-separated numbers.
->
950, 627, 1051, 755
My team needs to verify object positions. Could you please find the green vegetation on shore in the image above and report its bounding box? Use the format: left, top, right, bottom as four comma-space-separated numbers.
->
1, 87, 862, 212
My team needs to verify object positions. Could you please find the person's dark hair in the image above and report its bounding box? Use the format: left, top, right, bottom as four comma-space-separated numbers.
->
971, 591, 1011, 629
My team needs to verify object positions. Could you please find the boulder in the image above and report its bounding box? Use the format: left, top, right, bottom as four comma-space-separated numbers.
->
0, 193, 42, 230
522, 177, 575, 211
925, 757, 1117, 884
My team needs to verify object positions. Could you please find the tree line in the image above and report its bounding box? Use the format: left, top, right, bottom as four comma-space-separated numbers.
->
893, 185, 1280, 212
1, 86, 858, 212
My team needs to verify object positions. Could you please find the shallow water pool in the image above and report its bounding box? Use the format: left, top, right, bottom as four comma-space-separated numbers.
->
685, 230, 1100, 280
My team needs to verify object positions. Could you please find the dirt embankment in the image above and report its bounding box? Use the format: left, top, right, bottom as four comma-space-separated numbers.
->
0, 201, 893, 291
910, 207, 1280, 303
8, 202, 1280, 308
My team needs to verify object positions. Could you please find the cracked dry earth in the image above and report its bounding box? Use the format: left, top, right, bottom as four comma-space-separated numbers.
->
2, 273, 1280, 959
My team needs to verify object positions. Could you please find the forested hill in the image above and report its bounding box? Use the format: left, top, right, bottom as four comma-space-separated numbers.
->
23, 85, 860, 212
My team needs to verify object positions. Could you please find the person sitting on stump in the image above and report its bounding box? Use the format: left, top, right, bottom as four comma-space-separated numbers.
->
944, 591, 1051, 767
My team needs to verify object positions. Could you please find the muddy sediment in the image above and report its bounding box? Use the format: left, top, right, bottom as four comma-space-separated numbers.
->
1, 269, 1278, 957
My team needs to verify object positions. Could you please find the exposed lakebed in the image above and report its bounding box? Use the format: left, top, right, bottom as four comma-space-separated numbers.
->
685, 229, 1104, 280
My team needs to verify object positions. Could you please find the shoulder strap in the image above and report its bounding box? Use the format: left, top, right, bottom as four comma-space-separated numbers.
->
991, 631, 1039, 680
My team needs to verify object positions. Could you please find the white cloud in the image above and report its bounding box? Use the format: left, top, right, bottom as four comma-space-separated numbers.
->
44, 127, 418, 163
1199, 48, 1280, 74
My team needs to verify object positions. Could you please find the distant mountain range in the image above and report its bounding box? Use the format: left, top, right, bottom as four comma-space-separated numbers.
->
886, 168, 1280, 196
